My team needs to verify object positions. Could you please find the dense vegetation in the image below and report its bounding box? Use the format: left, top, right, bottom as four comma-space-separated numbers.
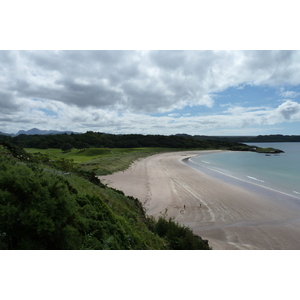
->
178, 134, 300, 143
1, 131, 285, 249
0, 131, 252, 150
0, 140, 210, 250
25, 147, 178, 175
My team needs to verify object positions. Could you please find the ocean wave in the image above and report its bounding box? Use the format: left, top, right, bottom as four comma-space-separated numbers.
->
187, 148, 300, 201
186, 157, 300, 201
247, 176, 265, 183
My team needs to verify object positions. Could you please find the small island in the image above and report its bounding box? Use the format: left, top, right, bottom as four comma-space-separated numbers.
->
254, 147, 285, 154
229, 144, 285, 154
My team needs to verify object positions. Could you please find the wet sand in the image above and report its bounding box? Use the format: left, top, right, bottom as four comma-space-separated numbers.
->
99, 151, 300, 250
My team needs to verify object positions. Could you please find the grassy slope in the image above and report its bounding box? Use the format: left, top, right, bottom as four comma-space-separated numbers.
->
65, 171, 168, 249
25, 147, 179, 175
0, 145, 210, 249
1, 146, 168, 249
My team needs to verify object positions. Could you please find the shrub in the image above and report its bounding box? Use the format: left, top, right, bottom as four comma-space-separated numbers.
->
0, 161, 130, 250
61, 143, 72, 152
154, 217, 210, 250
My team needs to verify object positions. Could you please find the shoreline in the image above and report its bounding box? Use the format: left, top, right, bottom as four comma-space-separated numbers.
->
186, 154, 300, 205
99, 150, 300, 250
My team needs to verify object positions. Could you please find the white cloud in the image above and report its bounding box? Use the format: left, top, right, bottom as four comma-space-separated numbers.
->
4, 99, 299, 136
279, 87, 300, 98
1, 50, 300, 114
269, 100, 300, 122
1, 51, 300, 134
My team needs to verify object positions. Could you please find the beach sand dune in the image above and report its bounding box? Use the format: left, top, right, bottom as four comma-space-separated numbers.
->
99, 151, 300, 250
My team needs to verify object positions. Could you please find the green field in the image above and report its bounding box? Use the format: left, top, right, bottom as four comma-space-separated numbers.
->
25, 147, 177, 175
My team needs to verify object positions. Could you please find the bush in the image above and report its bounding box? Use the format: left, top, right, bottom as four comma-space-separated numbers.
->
153, 217, 210, 250
61, 143, 72, 152
0, 161, 130, 250
0, 144, 212, 250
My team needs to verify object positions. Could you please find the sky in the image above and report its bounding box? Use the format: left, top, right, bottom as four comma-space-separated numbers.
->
1, 50, 300, 136
1, 1, 300, 136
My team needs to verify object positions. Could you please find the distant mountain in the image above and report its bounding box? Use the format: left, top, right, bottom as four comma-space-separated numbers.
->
15, 128, 81, 136
0, 131, 11, 136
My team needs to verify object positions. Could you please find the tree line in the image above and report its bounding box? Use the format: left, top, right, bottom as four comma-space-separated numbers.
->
0, 131, 248, 150
189, 134, 300, 143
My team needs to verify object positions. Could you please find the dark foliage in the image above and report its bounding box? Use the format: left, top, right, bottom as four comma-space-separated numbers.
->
61, 143, 73, 152
0, 139, 32, 161
77, 170, 106, 188
0, 161, 131, 250
0, 140, 212, 250
153, 217, 210, 250
190, 134, 300, 143
6, 131, 249, 150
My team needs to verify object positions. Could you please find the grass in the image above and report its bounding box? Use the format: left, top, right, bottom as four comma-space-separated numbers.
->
59, 169, 169, 249
25, 148, 111, 163
25, 147, 179, 175
256, 147, 279, 153
2, 144, 211, 249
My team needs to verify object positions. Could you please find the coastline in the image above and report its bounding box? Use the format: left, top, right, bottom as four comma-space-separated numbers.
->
186, 153, 300, 205
99, 150, 300, 250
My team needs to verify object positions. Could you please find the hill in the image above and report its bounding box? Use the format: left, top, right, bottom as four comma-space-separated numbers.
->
0, 131, 10, 136
15, 128, 81, 136
0, 140, 211, 250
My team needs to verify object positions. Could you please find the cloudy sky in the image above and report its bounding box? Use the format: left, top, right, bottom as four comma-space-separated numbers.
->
1, 50, 300, 135
1, 1, 300, 136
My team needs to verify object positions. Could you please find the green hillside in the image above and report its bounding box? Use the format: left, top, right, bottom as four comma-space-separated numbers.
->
0, 140, 211, 250
25, 147, 175, 175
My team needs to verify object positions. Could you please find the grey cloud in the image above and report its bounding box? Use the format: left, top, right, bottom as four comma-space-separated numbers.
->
87, 50, 132, 66
10, 81, 58, 104
150, 50, 186, 70
0, 117, 14, 122
0, 91, 22, 114
2, 50, 300, 118
25, 50, 65, 72
277, 101, 300, 120
11, 51, 142, 109
0, 90, 14, 104
25, 50, 128, 73
244, 51, 285, 69
242, 51, 300, 85
122, 80, 174, 113
108, 63, 141, 85
0, 116, 35, 123
54, 78, 124, 108
0, 51, 17, 70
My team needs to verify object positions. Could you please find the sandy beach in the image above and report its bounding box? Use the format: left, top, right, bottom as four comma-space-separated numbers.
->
99, 151, 300, 250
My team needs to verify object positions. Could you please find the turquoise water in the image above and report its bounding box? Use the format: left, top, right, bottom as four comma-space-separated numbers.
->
189, 143, 300, 200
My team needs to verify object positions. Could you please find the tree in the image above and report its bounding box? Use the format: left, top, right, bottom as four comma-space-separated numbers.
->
61, 143, 72, 152
76, 141, 89, 151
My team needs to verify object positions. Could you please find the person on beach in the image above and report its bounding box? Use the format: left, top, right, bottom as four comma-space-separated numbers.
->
184, 205, 185, 210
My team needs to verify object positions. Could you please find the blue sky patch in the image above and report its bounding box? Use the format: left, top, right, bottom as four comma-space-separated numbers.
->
39, 108, 58, 117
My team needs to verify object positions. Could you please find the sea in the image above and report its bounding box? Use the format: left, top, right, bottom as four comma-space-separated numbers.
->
186, 142, 300, 203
